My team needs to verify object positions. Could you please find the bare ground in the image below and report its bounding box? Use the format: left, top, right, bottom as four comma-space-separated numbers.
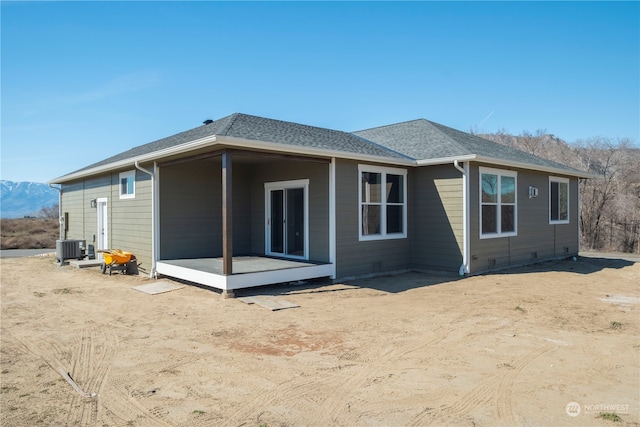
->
0, 255, 638, 426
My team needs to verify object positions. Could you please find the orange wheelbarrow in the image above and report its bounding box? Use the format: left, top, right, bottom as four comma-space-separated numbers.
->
97, 249, 136, 275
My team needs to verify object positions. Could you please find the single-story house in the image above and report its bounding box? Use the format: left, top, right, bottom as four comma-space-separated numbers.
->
50, 113, 591, 293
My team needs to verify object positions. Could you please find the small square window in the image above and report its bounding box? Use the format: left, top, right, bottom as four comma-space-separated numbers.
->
119, 170, 135, 199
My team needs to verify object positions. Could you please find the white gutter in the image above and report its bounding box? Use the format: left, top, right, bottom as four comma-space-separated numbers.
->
134, 161, 157, 278
49, 135, 219, 184
472, 155, 594, 179
48, 183, 63, 240
419, 154, 593, 179
453, 160, 470, 276
417, 155, 477, 166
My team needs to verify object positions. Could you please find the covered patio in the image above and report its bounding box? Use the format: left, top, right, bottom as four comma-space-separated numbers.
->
156, 256, 334, 291
155, 148, 336, 292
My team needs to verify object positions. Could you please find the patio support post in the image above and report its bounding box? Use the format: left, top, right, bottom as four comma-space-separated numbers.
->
222, 150, 233, 275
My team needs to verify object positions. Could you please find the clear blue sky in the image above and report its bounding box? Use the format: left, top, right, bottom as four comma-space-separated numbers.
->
2, 1, 638, 183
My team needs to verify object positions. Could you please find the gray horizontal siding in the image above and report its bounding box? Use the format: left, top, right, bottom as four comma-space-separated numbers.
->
250, 160, 330, 262
82, 175, 111, 248
552, 178, 580, 256
59, 155, 581, 280
469, 163, 579, 273
160, 159, 221, 259
412, 165, 463, 272
335, 159, 411, 279
110, 171, 152, 267
61, 169, 153, 273
160, 156, 330, 263
62, 181, 84, 242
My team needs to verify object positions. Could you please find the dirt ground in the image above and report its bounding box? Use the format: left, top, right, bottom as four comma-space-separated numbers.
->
1, 255, 638, 427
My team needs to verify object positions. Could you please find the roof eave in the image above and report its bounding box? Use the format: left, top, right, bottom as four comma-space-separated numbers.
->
473, 155, 594, 178
416, 155, 478, 166
49, 135, 219, 184
215, 135, 416, 166
416, 155, 593, 178
48, 134, 415, 184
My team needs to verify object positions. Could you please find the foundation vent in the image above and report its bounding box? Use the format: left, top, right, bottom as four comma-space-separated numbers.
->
372, 262, 382, 273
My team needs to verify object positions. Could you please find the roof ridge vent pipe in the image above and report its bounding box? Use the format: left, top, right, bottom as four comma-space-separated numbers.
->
453, 160, 469, 277
203, 119, 214, 125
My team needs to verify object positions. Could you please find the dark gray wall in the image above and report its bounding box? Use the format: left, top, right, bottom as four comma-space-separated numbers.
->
249, 160, 330, 262
60, 156, 581, 280
159, 157, 330, 262
60, 169, 152, 272
411, 165, 464, 272
468, 163, 579, 273
334, 159, 412, 279
160, 158, 222, 259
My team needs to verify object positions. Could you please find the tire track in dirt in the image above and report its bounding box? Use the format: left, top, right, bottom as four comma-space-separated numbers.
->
0, 335, 51, 426
223, 325, 451, 425
410, 343, 556, 426
6, 327, 171, 427
98, 384, 174, 427
319, 325, 452, 424
7, 327, 118, 426
493, 343, 555, 424
98, 353, 214, 427
227, 324, 453, 425
65, 327, 118, 426
222, 375, 344, 425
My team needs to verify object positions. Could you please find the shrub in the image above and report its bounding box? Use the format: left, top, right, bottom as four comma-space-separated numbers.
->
0, 218, 59, 249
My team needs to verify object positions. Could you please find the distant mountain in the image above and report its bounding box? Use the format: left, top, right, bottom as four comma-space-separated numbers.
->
1, 181, 59, 218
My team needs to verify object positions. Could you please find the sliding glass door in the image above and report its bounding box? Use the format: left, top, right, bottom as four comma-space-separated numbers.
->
265, 180, 309, 259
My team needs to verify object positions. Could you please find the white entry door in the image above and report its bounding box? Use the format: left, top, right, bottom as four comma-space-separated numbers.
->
97, 198, 108, 259
265, 180, 309, 260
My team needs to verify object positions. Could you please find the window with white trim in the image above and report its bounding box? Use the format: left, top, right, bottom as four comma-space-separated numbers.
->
119, 170, 135, 199
549, 176, 569, 224
480, 167, 517, 238
359, 165, 407, 241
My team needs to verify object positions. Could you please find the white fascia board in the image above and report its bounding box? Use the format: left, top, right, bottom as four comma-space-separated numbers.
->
473, 155, 594, 178
49, 133, 416, 184
215, 135, 416, 167
415, 154, 592, 178
49, 135, 219, 183
416, 155, 477, 166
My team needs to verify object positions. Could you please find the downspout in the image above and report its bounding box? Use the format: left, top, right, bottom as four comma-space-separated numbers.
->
453, 160, 469, 277
49, 183, 63, 240
135, 161, 157, 278
577, 178, 582, 257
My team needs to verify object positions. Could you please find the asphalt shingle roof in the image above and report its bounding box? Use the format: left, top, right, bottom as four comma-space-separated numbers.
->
354, 119, 583, 173
59, 113, 586, 182
71, 113, 408, 176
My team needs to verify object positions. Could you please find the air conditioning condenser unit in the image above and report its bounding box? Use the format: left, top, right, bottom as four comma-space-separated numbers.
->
56, 239, 86, 263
